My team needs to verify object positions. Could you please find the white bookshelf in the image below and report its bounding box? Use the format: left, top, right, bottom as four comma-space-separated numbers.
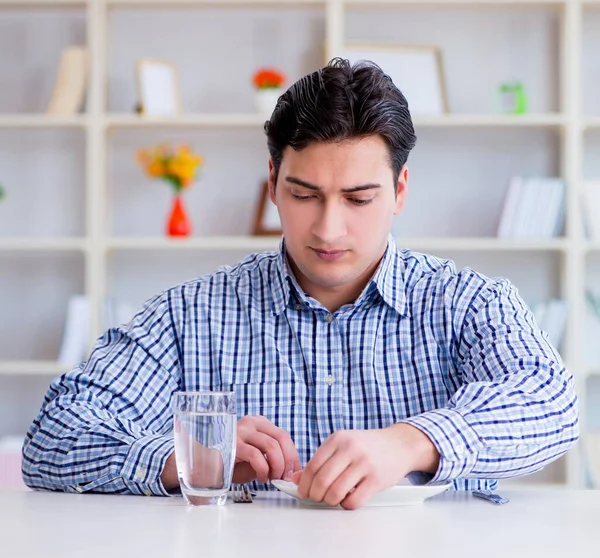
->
1, 0, 598, 491
0, 361, 69, 376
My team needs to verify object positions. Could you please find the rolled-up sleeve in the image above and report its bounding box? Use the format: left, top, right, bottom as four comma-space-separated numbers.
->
22, 289, 184, 496
404, 276, 579, 484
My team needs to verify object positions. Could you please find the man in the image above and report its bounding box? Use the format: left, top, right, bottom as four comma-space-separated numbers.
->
23, 59, 578, 510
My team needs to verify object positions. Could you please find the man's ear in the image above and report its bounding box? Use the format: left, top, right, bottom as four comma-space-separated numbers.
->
268, 159, 277, 204
394, 166, 408, 215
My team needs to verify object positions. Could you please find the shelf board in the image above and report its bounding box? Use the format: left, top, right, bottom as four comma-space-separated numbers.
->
106, 0, 324, 6
584, 242, 600, 253
107, 236, 567, 252
583, 117, 600, 131
0, 238, 88, 252
105, 113, 268, 129
344, 0, 565, 6
582, 368, 600, 380
104, 113, 565, 130
108, 236, 281, 251
0, 0, 85, 5
0, 361, 68, 376
0, 114, 87, 129
413, 114, 565, 128
400, 237, 568, 252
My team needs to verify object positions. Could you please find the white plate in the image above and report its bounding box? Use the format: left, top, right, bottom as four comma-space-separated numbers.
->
270, 479, 452, 508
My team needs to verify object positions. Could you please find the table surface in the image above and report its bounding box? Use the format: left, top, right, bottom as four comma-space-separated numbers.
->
1, 488, 600, 557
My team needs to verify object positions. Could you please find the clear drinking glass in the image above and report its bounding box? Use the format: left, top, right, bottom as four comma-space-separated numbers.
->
172, 391, 237, 506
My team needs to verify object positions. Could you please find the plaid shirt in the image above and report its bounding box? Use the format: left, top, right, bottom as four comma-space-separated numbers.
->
22, 237, 579, 495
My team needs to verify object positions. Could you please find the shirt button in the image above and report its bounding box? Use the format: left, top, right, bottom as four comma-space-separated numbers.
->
324, 314, 334, 323
295, 304, 302, 310
75, 486, 83, 493
325, 375, 334, 386
143, 489, 152, 497
135, 468, 147, 481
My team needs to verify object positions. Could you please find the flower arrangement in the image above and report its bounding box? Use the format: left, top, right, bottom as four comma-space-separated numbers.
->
137, 144, 203, 192
252, 68, 286, 116
252, 68, 286, 90
136, 144, 204, 237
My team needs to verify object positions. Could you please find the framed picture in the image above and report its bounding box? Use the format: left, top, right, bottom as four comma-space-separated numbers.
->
46, 46, 89, 115
252, 181, 282, 236
136, 58, 182, 116
337, 44, 448, 115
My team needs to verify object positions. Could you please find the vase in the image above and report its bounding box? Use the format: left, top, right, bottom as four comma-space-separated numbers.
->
254, 88, 282, 117
167, 194, 191, 237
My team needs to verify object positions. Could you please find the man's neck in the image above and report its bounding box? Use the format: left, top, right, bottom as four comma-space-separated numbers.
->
305, 284, 366, 314
286, 257, 383, 314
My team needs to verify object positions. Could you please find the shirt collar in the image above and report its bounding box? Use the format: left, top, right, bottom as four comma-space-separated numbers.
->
271, 238, 292, 316
369, 235, 410, 317
270, 235, 410, 317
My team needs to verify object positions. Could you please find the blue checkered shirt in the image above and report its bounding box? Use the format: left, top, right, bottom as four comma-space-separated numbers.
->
22, 237, 579, 495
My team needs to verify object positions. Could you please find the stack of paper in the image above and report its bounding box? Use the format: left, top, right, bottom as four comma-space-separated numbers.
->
583, 432, 600, 489
58, 295, 90, 368
581, 182, 600, 240
497, 177, 565, 238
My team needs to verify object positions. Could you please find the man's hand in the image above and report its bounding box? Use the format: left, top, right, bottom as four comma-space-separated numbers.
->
232, 415, 302, 484
291, 423, 439, 510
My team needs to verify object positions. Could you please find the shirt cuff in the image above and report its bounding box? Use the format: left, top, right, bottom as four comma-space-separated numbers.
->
402, 408, 481, 484
120, 434, 175, 496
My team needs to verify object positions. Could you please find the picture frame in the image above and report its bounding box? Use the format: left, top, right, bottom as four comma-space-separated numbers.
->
46, 46, 89, 115
136, 58, 182, 116
337, 44, 449, 116
252, 181, 282, 236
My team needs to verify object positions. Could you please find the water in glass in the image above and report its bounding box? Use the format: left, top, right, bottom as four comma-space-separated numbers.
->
172, 392, 236, 506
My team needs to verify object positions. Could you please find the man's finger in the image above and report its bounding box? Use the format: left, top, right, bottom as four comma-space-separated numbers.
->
235, 442, 269, 483
339, 476, 379, 511
297, 438, 337, 499
254, 417, 301, 479
323, 463, 367, 508
245, 431, 286, 480
305, 449, 351, 503
232, 461, 259, 484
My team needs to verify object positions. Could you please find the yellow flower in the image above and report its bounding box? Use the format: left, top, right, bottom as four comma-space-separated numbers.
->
148, 160, 165, 178
137, 143, 204, 191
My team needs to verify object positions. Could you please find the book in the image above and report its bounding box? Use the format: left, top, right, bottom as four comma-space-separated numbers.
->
533, 298, 568, 350
46, 46, 89, 115
58, 295, 90, 367
497, 177, 565, 238
582, 182, 600, 240
497, 177, 523, 238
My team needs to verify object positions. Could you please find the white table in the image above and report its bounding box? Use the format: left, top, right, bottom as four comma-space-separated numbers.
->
1, 488, 600, 557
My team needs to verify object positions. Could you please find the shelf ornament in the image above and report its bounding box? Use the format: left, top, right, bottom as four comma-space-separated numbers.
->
253, 68, 286, 117
136, 144, 204, 237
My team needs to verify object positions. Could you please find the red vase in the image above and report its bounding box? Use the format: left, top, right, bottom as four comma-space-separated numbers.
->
167, 194, 191, 237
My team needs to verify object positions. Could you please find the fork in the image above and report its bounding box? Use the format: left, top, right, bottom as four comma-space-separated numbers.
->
472, 489, 509, 505
231, 484, 253, 503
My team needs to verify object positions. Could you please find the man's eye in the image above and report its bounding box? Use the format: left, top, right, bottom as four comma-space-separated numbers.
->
350, 198, 373, 206
292, 194, 313, 201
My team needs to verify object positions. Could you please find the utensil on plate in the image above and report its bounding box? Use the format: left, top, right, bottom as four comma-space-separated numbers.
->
231, 484, 253, 503
472, 489, 509, 505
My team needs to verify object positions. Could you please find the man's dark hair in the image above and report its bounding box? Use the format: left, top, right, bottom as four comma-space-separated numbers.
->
265, 58, 417, 188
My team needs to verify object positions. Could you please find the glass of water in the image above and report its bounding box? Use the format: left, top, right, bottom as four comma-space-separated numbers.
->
172, 391, 236, 506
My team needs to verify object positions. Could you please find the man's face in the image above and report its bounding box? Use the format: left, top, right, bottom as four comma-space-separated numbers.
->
268, 135, 407, 303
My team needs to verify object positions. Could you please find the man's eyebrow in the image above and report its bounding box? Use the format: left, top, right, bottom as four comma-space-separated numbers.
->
285, 176, 382, 193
